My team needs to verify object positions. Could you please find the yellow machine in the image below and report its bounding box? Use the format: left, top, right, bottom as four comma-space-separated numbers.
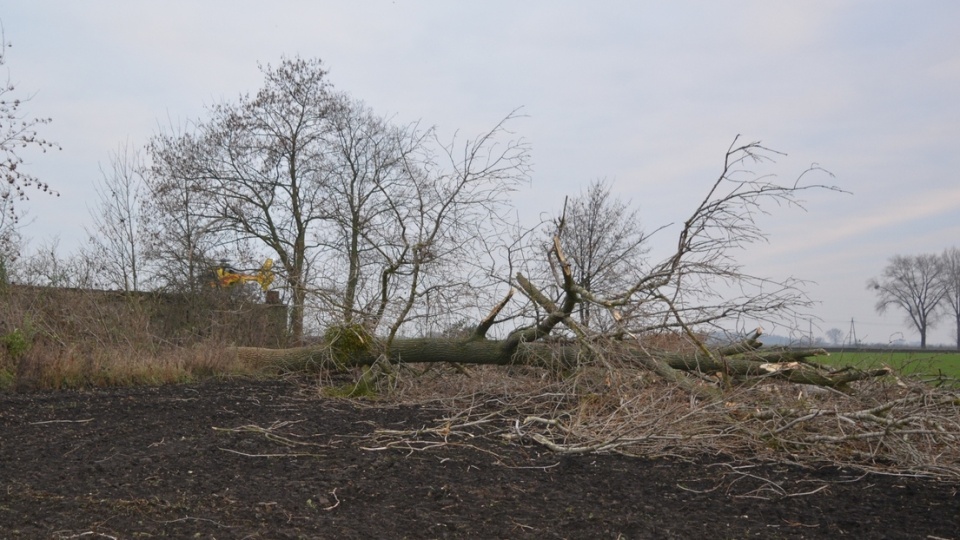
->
213, 259, 274, 291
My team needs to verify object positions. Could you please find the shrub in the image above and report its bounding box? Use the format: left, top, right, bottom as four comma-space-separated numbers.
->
2, 326, 31, 359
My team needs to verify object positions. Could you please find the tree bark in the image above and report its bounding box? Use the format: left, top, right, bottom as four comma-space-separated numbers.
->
231, 336, 887, 389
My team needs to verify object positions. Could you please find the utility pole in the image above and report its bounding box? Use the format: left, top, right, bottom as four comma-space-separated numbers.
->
847, 318, 859, 348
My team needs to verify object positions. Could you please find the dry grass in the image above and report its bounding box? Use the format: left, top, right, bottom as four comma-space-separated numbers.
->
7, 340, 249, 390
0, 285, 268, 390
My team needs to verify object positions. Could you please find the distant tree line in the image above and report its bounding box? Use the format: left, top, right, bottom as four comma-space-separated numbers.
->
868, 248, 960, 349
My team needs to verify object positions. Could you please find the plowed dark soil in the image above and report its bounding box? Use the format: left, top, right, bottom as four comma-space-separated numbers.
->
1, 378, 957, 539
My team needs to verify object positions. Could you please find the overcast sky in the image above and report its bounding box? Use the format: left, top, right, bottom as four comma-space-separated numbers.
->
3, 1, 959, 345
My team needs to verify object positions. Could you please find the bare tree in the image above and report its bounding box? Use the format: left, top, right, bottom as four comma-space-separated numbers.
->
0, 21, 58, 288
308, 96, 425, 327
557, 139, 832, 343
0, 194, 22, 269
143, 125, 230, 294
868, 254, 947, 349
8, 237, 98, 288
552, 178, 647, 329
148, 58, 342, 343
825, 327, 844, 346
148, 58, 530, 343
938, 246, 960, 350
375, 113, 530, 344
0, 200, 21, 290
0, 21, 60, 220
314, 101, 530, 341
85, 140, 147, 292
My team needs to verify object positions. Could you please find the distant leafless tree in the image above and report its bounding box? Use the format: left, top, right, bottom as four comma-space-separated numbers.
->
8, 238, 98, 288
557, 139, 835, 342
939, 246, 960, 350
85, 141, 147, 292
0, 21, 60, 221
552, 179, 647, 329
825, 327, 844, 346
868, 254, 947, 349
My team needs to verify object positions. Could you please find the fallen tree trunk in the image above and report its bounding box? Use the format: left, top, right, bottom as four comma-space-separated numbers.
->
231, 333, 889, 389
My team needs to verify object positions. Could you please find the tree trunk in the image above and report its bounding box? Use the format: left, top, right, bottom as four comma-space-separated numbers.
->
955, 312, 959, 351
288, 279, 306, 346
231, 336, 888, 389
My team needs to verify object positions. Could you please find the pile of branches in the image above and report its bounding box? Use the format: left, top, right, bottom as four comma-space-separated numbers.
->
365, 350, 960, 480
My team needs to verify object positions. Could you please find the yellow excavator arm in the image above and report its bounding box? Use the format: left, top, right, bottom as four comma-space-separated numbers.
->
214, 259, 274, 291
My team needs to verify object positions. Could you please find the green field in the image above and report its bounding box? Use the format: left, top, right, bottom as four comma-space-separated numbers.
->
823, 350, 960, 380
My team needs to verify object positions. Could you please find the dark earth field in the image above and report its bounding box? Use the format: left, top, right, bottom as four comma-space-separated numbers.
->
1, 378, 957, 539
